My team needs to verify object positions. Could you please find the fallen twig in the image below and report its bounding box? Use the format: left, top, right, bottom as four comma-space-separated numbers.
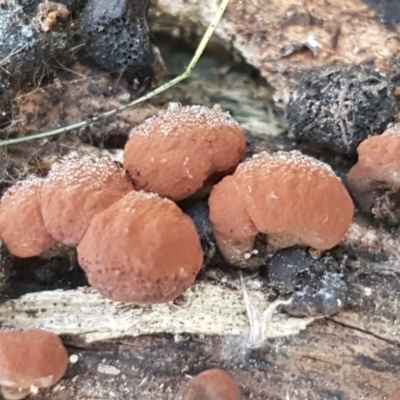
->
0, 0, 231, 147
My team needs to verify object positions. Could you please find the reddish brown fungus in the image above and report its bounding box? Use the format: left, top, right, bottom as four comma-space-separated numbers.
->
0, 329, 69, 399
41, 155, 134, 246
209, 151, 354, 266
175, 368, 241, 400
77, 190, 203, 303
391, 390, 400, 400
0, 178, 56, 258
124, 103, 247, 201
347, 125, 400, 225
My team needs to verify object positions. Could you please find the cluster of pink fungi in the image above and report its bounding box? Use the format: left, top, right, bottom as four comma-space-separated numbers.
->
0, 103, 356, 303
5, 103, 400, 398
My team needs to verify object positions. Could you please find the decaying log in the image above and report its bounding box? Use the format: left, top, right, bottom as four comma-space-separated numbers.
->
0, 271, 399, 400
0, 282, 313, 344
1, 2, 400, 398
153, 0, 400, 95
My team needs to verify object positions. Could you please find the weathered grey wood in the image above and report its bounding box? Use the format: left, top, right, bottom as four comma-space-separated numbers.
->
0, 282, 313, 344
17, 317, 400, 400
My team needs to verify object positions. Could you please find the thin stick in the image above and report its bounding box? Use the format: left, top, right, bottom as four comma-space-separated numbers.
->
0, 0, 231, 147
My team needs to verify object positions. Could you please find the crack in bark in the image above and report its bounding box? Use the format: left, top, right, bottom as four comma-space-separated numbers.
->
328, 317, 400, 347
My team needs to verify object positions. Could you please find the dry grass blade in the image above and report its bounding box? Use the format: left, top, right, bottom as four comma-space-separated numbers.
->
0, 0, 231, 147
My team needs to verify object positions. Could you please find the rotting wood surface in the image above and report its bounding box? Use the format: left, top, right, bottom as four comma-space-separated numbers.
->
0, 235, 399, 400
1, 11, 400, 400
153, 0, 400, 96
0, 271, 399, 400
0, 283, 314, 344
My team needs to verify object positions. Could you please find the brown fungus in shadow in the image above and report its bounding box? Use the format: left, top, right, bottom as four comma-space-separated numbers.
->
40, 155, 134, 247
175, 369, 241, 400
0, 178, 56, 258
347, 125, 400, 225
124, 103, 247, 201
0, 329, 68, 400
35, 2, 70, 32
77, 190, 203, 303
209, 151, 354, 267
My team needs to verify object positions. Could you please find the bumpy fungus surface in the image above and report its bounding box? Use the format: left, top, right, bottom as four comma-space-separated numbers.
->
77, 190, 203, 303
285, 65, 398, 155
124, 103, 247, 201
175, 369, 241, 400
41, 155, 133, 246
209, 151, 354, 266
0, 178, 56, 258
347, 126, 400, 225
0, 330, 68, 393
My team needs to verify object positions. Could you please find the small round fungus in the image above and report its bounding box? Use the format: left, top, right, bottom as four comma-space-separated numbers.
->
0, 178, 56, 258
77, 190, 203, 303
41, 155, 134, 246
209, 151, 354, 266
176, 369, 241, 400
124, 103, 247, 201
0, 329, 68, 399
347, 126, 400, 225
392, 390, 400, 400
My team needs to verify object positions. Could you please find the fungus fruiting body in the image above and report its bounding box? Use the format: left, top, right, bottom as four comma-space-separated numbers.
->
0, 178, 56, 258
77, 190, 203, 303
392, 390, 400, 400
175, 369, 241, 400
124, 103, 247, 201
347, 126, 400, 225
0, 329, 68, 399
36, 2, 70, 32
41, 155, 134, 246
209, 151, 354, 266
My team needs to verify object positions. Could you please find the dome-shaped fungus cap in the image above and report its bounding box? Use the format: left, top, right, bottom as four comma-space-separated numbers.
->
123, 103, 247, 201
77, 190, 203, 303
0, 178, 56, 258
0, 329, 68, 393
175, 369, 241, 400
41, 155, 134, 246
209, 151, 354, 266
347, 126, 400, 224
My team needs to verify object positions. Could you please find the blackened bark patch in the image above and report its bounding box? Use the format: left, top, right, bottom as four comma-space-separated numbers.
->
0, 255, 87, 301
363, 0, 400, 28
285, 65, 398, 155
80, 0, 155, 92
